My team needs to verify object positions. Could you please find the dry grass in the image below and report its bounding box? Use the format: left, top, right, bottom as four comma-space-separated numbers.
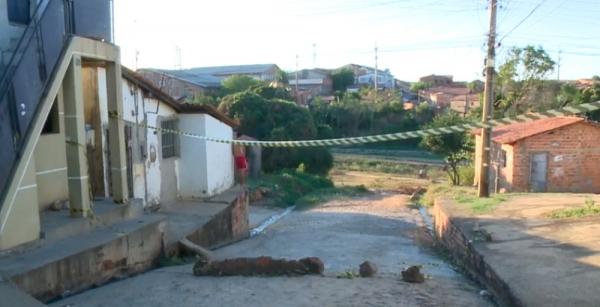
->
330, 170, 429, 193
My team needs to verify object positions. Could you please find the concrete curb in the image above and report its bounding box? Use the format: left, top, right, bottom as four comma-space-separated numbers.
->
430, 198, 523, 307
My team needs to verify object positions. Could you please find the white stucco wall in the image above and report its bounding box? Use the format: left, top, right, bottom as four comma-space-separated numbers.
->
178, 114, 234, 199
120, 77, 179, 207
98, 68, 234, 205
203, 115, 234, 195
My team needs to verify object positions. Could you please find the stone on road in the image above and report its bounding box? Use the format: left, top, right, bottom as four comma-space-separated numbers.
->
52, 192, 491, 307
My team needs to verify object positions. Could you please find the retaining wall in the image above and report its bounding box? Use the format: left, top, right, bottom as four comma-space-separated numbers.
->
431, 198, 522, 307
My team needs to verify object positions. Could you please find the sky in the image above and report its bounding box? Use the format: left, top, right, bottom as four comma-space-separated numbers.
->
114, 0, 600, 82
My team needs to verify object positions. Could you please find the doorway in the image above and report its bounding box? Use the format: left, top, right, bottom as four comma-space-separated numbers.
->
530, 152, 548, 192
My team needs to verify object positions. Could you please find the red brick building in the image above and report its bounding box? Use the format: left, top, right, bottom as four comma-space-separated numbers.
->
474, 117, 600, 193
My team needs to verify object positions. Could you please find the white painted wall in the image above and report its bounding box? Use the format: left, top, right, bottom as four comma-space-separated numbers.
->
203, 115, 234, 195
178, 114, 234, 199
99, 68, 235, 206
120, 77, 180, 207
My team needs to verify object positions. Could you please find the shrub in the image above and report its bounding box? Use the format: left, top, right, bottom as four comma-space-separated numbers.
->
455, 164, 475, 186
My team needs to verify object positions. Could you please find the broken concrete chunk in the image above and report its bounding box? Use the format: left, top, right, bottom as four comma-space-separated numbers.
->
401, 265, 425, 283
359, 261, 378, 277
193, 256, 324, 277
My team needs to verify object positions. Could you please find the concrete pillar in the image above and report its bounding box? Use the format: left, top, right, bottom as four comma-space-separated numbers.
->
105, 61, 129, 203
63, 55, 91, 217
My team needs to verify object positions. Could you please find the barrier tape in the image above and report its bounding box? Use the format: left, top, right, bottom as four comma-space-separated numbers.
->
108, 101, 600, 147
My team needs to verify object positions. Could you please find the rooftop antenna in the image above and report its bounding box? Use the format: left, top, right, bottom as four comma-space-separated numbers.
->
374, 43, 378, 102
134, 49, 140, 71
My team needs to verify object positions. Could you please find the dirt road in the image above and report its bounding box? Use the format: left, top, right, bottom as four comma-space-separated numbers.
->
52, 193, 491, 307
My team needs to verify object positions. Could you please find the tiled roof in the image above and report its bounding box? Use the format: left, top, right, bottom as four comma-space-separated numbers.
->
474, 116, 585, 144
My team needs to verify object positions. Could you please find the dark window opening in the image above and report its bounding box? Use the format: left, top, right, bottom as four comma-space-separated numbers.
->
501, 149, 507, 168
161, 119, 178, 159
7, 0, 31, 25
42, 100, 59, 134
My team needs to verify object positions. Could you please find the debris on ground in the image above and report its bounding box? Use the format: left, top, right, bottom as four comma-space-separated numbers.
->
472, 223, 493, 242
336, 271, 360, 279
401, 265, 425, 283
193, 256, 324, 276
479, 289, 492, 299
359, 261, 378, 277
179, 238, 213, 260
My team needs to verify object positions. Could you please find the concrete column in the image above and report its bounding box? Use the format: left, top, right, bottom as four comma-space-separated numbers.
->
105, 61, 129, 203
63, 55, 91, 217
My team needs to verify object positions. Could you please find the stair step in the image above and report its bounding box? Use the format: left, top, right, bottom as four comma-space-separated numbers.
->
40, 198, 144, 241
0, 213, 167, 303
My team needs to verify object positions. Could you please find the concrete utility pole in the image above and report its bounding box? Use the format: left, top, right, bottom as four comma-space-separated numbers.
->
312, 43, 317, 68
477, 0, 497, 198
374, 44, 378, 103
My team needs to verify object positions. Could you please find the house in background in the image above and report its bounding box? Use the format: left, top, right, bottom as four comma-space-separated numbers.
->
419, 74, 453, 87
474, 117, 600, 193
340, 63, 395, 89
138, 64, 282, 101
288, 68, 333, 105
137, 69, 222, 101
422, 85, 481, 115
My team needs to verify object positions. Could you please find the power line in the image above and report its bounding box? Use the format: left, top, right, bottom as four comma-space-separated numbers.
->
498, 0, 547, 44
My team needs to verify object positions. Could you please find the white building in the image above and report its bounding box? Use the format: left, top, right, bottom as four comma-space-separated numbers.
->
101, 67, 237, 207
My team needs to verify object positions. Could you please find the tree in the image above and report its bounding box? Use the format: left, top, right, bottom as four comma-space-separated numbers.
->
410, 81, 431, 92
221, 75, 263, 94
218, 91, 333, 174
495, 45, 556, 115
420, 112, 473, 185
190, 93, 219, 107
331, 68, 355, 94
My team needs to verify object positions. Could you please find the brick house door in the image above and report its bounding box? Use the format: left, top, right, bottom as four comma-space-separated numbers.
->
530, 153, 548, 192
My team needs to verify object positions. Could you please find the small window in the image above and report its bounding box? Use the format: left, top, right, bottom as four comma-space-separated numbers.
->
42, 100, 59, 134
161, 119, 178, 159
501, 149, 507, 168
7, 0, 30, 25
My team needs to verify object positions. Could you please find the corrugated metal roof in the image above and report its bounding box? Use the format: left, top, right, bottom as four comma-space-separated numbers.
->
142, 64, 279, 87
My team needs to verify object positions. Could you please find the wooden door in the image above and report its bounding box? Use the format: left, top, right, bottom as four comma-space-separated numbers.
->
530, 153, 548, 192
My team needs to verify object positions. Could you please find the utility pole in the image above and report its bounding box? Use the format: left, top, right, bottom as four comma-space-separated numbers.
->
374, 44, 378, 103
295, 54, 299, 104
175, 46, 182, 70
477, 0, 497, 198
312, 43, 317, 68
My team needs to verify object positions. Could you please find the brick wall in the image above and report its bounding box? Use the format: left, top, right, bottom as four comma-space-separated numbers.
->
510, 122, 600, 193
432, 199, 523, 307
477, 122, 600, 193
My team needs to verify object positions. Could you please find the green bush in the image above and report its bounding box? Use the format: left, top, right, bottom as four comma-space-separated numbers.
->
219, 92, 334, 175
249, 170, 334, 207
454, 164, 475, 186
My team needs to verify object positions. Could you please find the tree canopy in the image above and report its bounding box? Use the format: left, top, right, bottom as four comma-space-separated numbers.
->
331, 68, 355, 94
221, 75, 263, 95
495, 45, 556, 115
420, 112, 472, 185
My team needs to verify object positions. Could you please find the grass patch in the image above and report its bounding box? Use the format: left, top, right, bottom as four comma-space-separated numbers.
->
333, 155, 444, 179
295, 185, 370, 210
248, 170, 334, 208
249, 170, 371, 209
547, 199, 600, 219
423, 184, 508, 214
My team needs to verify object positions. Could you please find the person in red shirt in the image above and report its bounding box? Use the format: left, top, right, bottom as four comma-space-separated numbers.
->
233, 132, 248, 185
